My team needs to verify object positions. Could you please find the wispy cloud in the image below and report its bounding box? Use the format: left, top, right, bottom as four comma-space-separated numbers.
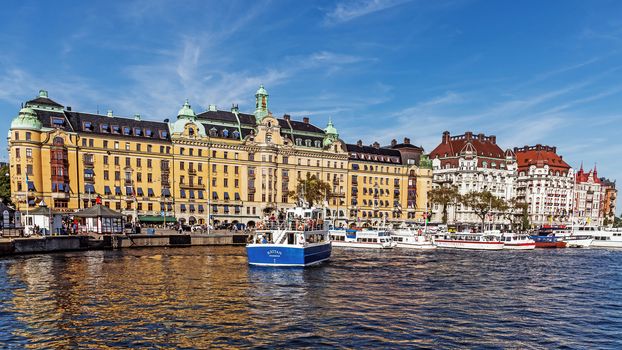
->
324, 0, 411, 25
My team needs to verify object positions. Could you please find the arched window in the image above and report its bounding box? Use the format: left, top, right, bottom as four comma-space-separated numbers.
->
188, 128, 194, 136
314, 140, 321, 148
53, 136, 64, 146
295, 138, 302, 146
232, 130, 240, 139
305, 139, 311, 147
209, 127, 217, 137
482, 161, 488, 168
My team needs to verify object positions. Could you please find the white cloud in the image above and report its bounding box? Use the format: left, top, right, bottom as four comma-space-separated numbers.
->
324, 0, 411, 25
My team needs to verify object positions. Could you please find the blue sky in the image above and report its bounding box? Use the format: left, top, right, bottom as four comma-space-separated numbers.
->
1, 0, 622, 184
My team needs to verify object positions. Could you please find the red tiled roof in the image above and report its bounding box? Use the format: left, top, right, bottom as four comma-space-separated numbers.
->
514, 145, 570, 173
429, 131, 506, 160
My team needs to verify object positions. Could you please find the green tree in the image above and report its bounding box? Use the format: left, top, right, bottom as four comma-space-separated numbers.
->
428, 185, 461, 224
288, 173, 332, 207
0, 164, 12, 206
461, 190, 505, 231
614, 216, 622, 228
499, 198, 528, 232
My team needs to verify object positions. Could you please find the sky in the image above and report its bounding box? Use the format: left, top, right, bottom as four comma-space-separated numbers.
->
1, 0, 622, 186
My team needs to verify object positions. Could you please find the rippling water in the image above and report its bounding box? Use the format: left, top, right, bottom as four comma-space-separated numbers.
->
2, 247, 622, 349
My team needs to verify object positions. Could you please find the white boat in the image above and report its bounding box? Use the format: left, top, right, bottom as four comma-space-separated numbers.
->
496, 232, 536, 250
434, 231, 504, 250
390, 228, 436, 249
573, 226, 621, 248
330, 229, 396, 249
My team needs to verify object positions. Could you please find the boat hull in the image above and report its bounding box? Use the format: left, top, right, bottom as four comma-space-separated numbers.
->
246, 242, 331, 267
396, 242, 436, 249
434, 240, 504, 250
332, 241, 394, 249
590, 241, 622, 248
503, 242, 536, 250
534, 241, 566, 248
564, 239, 593, 248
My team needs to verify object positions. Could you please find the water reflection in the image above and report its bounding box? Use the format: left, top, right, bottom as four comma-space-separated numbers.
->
1, 247, 622, 348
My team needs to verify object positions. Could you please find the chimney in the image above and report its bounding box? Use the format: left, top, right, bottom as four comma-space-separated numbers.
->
164, 118, 169, 123
490, 135, 496, 144
283, 114, 291, 121
134, 114, 141, 121
66, 106, 72, 111
403, 137, 410, 145
465, 131, 473, 140
552, 146, 557, 153
391, 139, 397, 147
477, 133, 484, 141
442, 131, 450, 143
536, 144, 542, 150
209, 104, 217, 112
372, 141, 380, 149
303, 117, 310, 124
107, 110, 113, 118
513, 147, 518, 153
357, 140, 363, 147
231, 104, 239, 113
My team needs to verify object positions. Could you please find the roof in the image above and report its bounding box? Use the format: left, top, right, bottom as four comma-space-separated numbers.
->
429, 131, 505, 160
64, 111, 171, 141
26, 96, 64, 108
346, 143, 402, 164
514, 145, 570, 172
73, 204, 125, 218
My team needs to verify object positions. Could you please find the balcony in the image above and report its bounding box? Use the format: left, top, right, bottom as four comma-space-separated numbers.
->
249, 187, 256, 194
180, 182, 204, 189
51, 192, 70, 199
188, 168, 197, 175
83, 159, 94, 167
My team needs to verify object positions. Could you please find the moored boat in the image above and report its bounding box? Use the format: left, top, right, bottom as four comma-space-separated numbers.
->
497, 232, 536, 250
390, 228, 436, 249
529, 235, 566, 248
330, 229, 396, 249
434, 232, 504, 250
575, 226, 622, 248
246, 206, 331, 267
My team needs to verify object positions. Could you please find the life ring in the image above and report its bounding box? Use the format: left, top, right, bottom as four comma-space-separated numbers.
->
297, 224, 305, 231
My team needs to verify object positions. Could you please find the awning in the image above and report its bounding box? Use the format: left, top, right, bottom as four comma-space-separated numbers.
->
189, 204, 195, 212
84, 184, 95, 194
234, 192, 240, 200
115, 186, 122, 195
224, 205, 229, 213
212, 204, 218, 213
180, 189, 186, 198
139, 215, 176, 223
198, 204, 204, 212
234, 206, 241, 213
224, 192, 230, 200
212, 191, 218, 200
27, 181, 35, 191
84, 168, 94, 175
148, 188, 155, 197
167, 203, 173, 211
137, 187, 144, 196
180, 204, 186, 212
162, 188, 170, 197
125, 186, 133, 195
104, 186, 112, 195
28, 199, 35, 205
189, 190, 195, 199
198, 190, 204, 199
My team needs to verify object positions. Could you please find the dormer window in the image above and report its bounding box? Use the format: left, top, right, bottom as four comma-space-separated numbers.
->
112, 125, 120, 134
188, 128, 194, 136
83, 121, 93, 131
209, 127, 217, 137
295, 138, 302, 146
51, 117, 65, 127
305, 139, 311, 147
134, 127, 142, 136
314, 140, 321, 148
100, 124, 109, 133
222, 129, 229, 138
123, 127, 131, 135
145, 129, 153, 137
159, 130, 168, 139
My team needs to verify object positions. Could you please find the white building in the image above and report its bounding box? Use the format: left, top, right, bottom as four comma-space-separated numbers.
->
429, 131, 517, 227
514, 145, 574, 226
574, 165, 604, 226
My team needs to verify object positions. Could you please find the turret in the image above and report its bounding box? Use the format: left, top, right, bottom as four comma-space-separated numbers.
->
10, 106, 42, 131
254, 85, 269, 123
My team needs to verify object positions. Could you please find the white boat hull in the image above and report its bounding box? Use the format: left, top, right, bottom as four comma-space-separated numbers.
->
332, 241, 395, 249
589, 240, 622, 248
503, 242, 536, 250
396, 242, 436, 249
435, 240, 504, 250
564, 238, 593, 248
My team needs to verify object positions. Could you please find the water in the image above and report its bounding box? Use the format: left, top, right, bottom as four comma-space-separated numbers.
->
1, 247, 622, 349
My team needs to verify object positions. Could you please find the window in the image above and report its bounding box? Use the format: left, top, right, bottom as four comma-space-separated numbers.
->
198, 163, 203, 171
147, 159, 152, 168
114, 141, 119, 149
89, 139, 94, 147
112, 125, 120, 134
315, 140, 321, 148
16, 165, 21, 175
134, 128, 142, 136
125, 142, 130, 151
180, 148, 185, 155
180, 162, 185, 170
101, 124, 109, 133
224, 165, 228, 173
51, 117, 65, 127
145, 129, 153, 137
224, 152, 228, 159
26, 148, 32, 158
147, 145, 152, 153
296, 138, 302, 146
136, 144, 141, 152
15, 148, 20, 158
26, 165, 33, 175
305, 140, 311, 147
137, 158, 141, 167
25, 132, 31, 141
123, 127, 131, 135
83, 121, 93, 131
147, 173, 153, 183
103, 140, 108, 148
159, 130, 168, 139
115, 171, 120, 181
104, 170, 109, 180
114, 156, 119, 165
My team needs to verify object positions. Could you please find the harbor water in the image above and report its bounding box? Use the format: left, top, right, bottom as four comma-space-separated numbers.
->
1, 247, 622, 349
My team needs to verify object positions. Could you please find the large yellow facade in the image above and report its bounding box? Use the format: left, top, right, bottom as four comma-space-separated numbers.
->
8, 88, 432, 227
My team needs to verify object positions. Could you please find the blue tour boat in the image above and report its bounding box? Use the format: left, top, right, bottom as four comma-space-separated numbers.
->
246, 206, 332, 267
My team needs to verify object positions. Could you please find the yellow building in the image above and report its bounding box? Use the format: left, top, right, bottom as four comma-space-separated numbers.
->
8, 87, 432, 228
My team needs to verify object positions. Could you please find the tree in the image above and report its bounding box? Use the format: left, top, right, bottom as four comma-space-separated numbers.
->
0, 164, 12, 206
288, 173, 332, 207
614, 216, 622, 228
499, 198, 528, 232
428, 185, 460, 224
461, 190, 505, 231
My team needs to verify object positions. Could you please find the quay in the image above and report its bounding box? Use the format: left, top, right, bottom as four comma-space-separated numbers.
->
0, 231, 251, 256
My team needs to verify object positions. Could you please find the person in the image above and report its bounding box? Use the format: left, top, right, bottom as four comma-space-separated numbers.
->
178, 224, 183, 234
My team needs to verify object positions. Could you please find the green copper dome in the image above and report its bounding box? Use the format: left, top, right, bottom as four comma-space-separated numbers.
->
11, 107, 42, 130
177, 99, 196, 119
255, 84, 268, 96
324, 118, 338, 136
